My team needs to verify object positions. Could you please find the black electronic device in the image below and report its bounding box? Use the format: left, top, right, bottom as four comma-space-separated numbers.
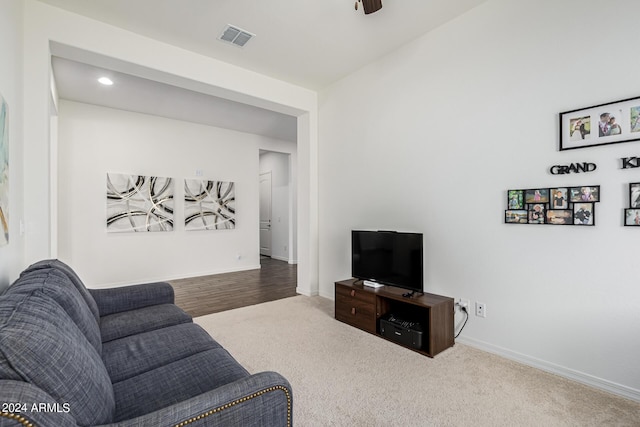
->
379, 314, 423, 350
351, 230, 423, 293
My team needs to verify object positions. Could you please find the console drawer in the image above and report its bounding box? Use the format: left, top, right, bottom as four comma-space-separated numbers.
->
335, 283, 376, 333
335, 283, 375, 304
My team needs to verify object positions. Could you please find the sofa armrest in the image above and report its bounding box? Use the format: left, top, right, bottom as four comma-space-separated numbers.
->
97, 371, 292, 427
0, 380, 78, 427
89, 282, 175, 317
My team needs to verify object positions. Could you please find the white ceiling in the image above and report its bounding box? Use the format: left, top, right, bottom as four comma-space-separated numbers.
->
40, 0, 486, 90
52, 56, 299, 142
42, 0, 487, 142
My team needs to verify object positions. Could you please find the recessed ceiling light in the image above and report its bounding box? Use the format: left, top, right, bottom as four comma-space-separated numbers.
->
98, 77, 113, 86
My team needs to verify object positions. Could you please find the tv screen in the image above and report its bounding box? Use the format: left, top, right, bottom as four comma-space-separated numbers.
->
351, 230, 423, 292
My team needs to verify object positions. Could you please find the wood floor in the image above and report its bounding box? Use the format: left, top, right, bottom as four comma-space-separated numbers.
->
169, 257, 298, 318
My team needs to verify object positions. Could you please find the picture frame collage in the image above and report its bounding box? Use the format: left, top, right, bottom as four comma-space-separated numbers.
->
624, 182, 640, 226
505, 186, 600, 226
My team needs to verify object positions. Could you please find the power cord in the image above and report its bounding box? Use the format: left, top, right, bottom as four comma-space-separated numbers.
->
454, 306, 469, 339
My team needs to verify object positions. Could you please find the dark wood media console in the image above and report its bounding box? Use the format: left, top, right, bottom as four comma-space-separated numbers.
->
335, 279, 454, 357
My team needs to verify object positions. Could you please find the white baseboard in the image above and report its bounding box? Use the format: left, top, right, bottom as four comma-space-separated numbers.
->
296, 286, 318, 297
89, 264, 262, 289
268, 255, 297, 264
319, 290, 333, 300
457, 336, 640, 402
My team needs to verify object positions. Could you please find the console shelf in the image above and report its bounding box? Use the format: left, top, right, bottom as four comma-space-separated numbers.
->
334, 279, 454, 357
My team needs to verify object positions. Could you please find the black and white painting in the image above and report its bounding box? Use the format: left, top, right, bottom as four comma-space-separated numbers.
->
184, 179, 236, 230
106, 173, 174, 232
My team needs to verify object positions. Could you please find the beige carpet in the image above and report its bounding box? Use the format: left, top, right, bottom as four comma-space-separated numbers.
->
195, 296, 639, 426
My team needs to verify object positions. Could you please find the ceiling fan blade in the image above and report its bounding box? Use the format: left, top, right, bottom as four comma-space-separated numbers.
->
361, 0, 382, 14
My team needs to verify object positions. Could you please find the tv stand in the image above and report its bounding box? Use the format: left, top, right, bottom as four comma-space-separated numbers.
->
334, 279, 454, 357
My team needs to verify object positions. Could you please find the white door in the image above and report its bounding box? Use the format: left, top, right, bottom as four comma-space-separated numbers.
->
259, 172, 272, 257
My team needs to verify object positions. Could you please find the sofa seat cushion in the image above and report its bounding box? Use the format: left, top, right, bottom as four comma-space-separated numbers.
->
5, 268, 102, 354
112, 348, 250, 422
100, 303, 192, 343
0, 293, 115, 426
102, 323, 221, 383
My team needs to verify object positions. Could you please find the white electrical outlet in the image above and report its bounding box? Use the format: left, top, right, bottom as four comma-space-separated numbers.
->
475, 302, 486, 318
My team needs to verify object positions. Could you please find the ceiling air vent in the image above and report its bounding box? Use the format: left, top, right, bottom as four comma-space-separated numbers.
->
219, 25, 254, 48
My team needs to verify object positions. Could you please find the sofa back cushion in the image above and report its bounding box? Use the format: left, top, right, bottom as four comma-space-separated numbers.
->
6, 268, 102, 354
21, 259, 100, 322
0, 292, 115, 426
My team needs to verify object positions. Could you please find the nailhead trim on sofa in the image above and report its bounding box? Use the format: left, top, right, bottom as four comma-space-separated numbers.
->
174, 385, 292, 427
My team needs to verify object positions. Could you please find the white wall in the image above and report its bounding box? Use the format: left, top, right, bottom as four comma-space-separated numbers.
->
58, 100, 293, 286
319, 0, 640, 400
23, 0, 318, 295
260, 151, 294, 263
0, 0, 25, 290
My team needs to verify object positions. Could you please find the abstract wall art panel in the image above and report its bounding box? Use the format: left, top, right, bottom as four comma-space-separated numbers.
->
0, 94, 8, 246
106, 173, 174, 232
184, 179, 236, 230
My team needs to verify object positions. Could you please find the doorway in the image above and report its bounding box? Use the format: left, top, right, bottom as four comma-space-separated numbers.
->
259, 171, 272, 257
259, 151, 294, 264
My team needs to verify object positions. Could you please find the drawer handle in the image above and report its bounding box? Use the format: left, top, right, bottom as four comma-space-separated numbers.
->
351, 290, 356, 297
351, 307, 356, 315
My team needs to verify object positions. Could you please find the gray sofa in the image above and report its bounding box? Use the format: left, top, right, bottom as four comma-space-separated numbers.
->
0, 260, 292, 427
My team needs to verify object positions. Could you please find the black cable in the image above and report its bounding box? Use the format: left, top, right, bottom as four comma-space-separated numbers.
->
402, 290, 425, 298
455, 306, 469, 339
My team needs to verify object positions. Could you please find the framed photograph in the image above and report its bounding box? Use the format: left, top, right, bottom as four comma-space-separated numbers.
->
550, 187, 568, 209
569, 186, 600, 202
547, 210, 573, 225
625, 209, 640, 226
573, 203, 594, 225
505, 210, 527, 224
507, 190, 524, 210
524, 188, 549, 204
528, 204, 546, 224
560, 95, 640, 150
630, 183, 640, 208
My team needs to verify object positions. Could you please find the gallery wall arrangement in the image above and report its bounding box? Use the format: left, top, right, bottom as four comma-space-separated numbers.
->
184, 179, 236, 231
106, 173, 174, 232
505, 95, 640, 227
505, 186, 600, 226
0, 93, 8, 246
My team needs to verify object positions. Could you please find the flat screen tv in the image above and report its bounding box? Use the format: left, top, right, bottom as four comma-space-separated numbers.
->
351, 230, 423, 293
